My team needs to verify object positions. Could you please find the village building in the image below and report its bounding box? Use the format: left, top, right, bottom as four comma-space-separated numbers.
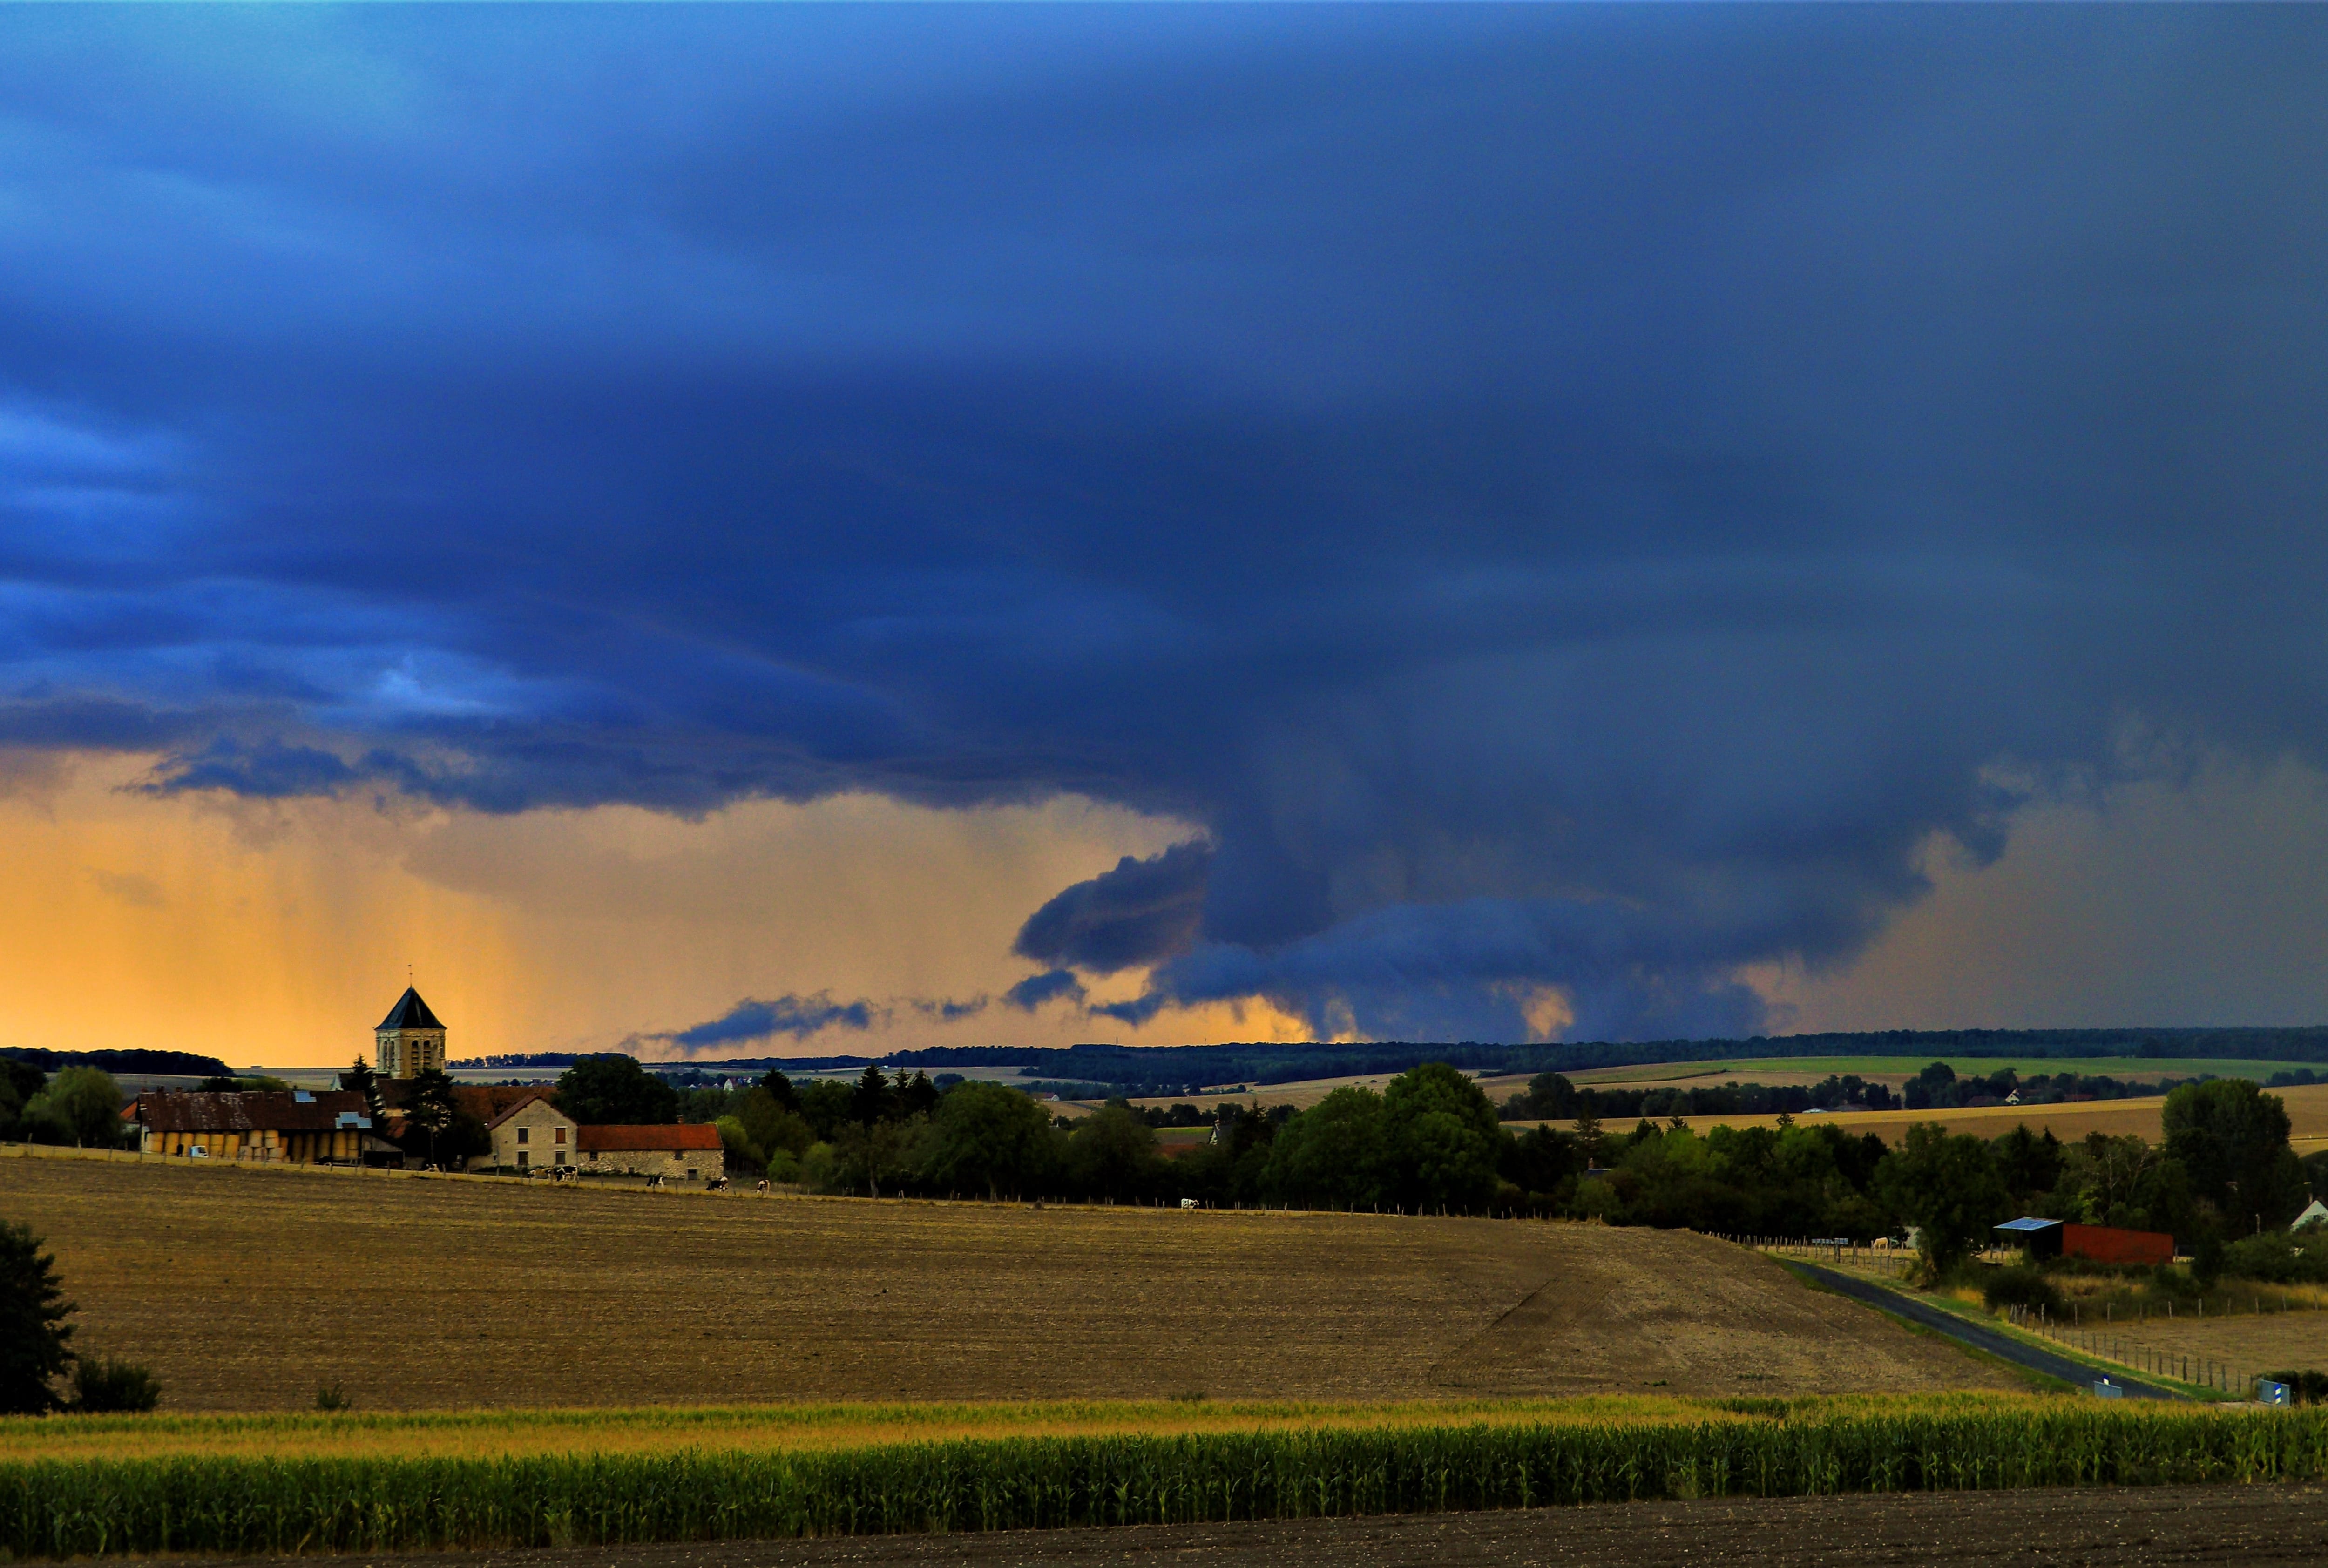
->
125, 1089, 394, 1164
375, 986, 447, 1079
579, 1122, 724, 1181
472, 1088, 724, 1181
482, 1088, 573, 1171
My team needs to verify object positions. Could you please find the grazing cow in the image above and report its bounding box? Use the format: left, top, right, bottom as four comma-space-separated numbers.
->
755, 1179, 769, 1196
705, 1176, 728, 1193
646, 1172, 664, 1190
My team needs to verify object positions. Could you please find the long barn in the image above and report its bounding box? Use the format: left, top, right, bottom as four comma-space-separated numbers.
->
125, 1089, 394, 1164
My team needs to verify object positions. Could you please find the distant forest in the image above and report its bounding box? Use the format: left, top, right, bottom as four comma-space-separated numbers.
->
455, 1026, 2328, 1100
0, 1047, 233, 1078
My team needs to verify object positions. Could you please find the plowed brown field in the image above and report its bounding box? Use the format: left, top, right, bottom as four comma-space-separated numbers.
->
0, 1151, 2012, 1411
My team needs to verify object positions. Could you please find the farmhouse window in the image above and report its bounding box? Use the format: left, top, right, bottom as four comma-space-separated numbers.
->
518, 1150, 529, 1168
555, 1127, 566, 1144
517, 1127, 529, 1144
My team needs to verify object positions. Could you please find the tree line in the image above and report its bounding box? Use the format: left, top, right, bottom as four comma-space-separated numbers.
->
474, 1022, 2328, 1105
1571, 1076, 2323, 1280
1496, 1062, 2222, 1124
656, 1060, 2321, 1283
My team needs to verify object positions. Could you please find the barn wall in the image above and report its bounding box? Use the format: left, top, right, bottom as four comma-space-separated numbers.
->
2061, 1223, 2176, 1265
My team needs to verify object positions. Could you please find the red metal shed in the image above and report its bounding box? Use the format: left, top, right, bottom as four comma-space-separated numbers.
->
2060, 1223, 2175, 1265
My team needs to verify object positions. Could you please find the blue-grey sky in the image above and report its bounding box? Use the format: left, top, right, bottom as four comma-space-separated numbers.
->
6, 6, 2328, 1053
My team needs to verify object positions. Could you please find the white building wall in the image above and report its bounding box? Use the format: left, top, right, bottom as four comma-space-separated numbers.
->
488, 1099, 578, 1171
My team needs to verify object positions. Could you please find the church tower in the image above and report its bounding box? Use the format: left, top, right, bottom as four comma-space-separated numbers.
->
376, 987, 447, 1079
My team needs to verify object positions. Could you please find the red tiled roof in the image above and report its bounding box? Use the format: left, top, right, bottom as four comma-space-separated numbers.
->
578, 1122, 723, 1153
480, 1087, 565, 1131
375, 1080, 550, 1120
131, 1090, 372, 1134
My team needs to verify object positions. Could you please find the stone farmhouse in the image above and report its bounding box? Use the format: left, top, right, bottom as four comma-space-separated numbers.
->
480, 1087, 724, 1180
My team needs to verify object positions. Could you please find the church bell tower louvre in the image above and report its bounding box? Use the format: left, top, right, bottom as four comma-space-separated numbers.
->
375, 987, 447, 1079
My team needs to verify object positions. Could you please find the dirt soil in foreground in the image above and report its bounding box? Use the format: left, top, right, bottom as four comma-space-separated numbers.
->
142, 1487, 2328, 1568
0, 1154, 2012, 1410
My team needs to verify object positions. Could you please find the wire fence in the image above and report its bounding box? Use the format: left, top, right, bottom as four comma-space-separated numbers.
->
1713, 1233, 2285, 1399
1995, 1302, 2265, 1399
1714, 1234, 1916, 1278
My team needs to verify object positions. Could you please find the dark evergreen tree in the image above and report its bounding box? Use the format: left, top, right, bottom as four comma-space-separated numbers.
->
405, 1067, 460, 1166
756, 1068, 799, 1112
896, 1069, 941, 1120
850, 1064, 893, 1125
343, 1056, 384, 1124
0, 1220, 74, 1414
1572, 1098, 1604, 1165
1993, 1124, 2064, 1206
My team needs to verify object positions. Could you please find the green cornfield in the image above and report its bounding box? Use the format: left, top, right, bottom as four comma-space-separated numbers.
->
5, 1401, 2324, 1559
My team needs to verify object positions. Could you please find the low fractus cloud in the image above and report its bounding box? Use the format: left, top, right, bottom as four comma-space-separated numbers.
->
7, 10, 2328, 1041
638, 991, 995, 1057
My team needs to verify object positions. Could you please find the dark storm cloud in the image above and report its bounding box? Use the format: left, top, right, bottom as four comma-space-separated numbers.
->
1003, 969, 1087, 1014
912, 995, 991, 1024
5, 7, 2328, 1038
1013, 842, 1211, 973
649, 990, 987, 1048
658, 994, 879, 1051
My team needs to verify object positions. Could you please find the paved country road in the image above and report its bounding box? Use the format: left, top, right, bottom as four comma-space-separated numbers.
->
1791, 1262, 2187, 1400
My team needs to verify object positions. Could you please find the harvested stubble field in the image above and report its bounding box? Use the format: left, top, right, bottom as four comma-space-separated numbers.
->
2102, 1309, 2328, 1377
0, 1153, 2011, 1411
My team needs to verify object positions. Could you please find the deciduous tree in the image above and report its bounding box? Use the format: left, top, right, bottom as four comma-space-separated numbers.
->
2165, 1079, 2308, 1234
1875, 1123, 2010, 1277
913, 1081, 1056, 1200
1068, 1103, 1161, 1200
555, 1054, 680, 1125
22, 1068, 123, 1149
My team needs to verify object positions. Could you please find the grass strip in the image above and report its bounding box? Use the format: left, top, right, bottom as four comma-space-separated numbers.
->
1805, 1264, 2238, 1401
4, 1402, 2324, 1558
